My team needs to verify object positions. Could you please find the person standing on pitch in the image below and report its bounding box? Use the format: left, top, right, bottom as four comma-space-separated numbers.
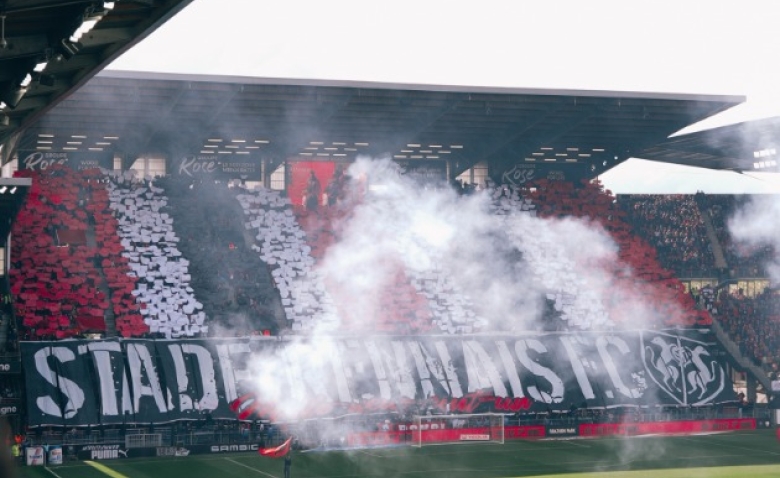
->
284, 452, 292, 478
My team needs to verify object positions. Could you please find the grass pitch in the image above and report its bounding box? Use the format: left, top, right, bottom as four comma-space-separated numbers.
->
17, 430, 780, 478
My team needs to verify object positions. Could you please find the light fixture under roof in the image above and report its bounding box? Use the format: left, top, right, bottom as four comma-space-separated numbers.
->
95, 142, 110, 146
394, 155, 407, 159
217, 150, 231, 154
429, 144, 442, 148
332, 142, 346, 146
344, 148, 357, 152
592, 148, 605, 152
450, 145, 463, 149
301, 152, 313, 156
407, 143, 421, 148
103, 136, 118, 140
63, 147, 77, 151
324, 147, 337, 151
36, 146, 51, 150
310, 141, 324, 145
254, 139, 269, 144
37, 140, 53, 144
231, 139, 246, 143
333, 153, 346, 157
200, 150, 210, 154
203, 144, 217, 148
71, 135, 86, 139
208, 138, 222, 142
355, 142, 369, 146
304, 147, 318, 151
66, 141, 82, 145
39, 133, 54, 138
88, 147, 103, 151
540, 147, 553, 151
245, 146, 259, 149
236, 151, 250, 155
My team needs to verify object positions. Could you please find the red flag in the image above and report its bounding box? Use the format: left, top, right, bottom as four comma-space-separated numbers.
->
258, 437, 292, 458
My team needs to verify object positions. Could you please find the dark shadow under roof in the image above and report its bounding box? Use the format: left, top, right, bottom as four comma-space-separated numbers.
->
12, 70, 744, 178
638, 116, 780, 172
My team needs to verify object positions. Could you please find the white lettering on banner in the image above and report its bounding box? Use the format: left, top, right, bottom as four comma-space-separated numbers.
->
216, 342, 251, 403
366, 340, 392, 400
514, 339, 564, 403
559, 336, 596, 400
33, 346, 85, 418
179, 156, 217, 176
408, 341, 460, 398
390, 341, 417, 399
179, 344, 219, 410
495, 341, 525, 398
78, 342, 125, 416
435, 341, 464, 398
0, 363, 11, 372
462, 341, 508, 397
127, 343, 168, 413
597, 336, 642, 399
168, 344, 194, 411
22, 152, 69, 170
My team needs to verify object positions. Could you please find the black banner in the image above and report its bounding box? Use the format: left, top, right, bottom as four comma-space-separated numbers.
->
176, 154, 261, 181
21, 331, 735, 427
494, 162, 591, 187
18, 151, 113, 171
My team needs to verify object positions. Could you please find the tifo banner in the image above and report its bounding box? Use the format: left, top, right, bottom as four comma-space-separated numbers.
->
21, 330, 735, 427
176, 154, 261, 180
19, 150, 113, 171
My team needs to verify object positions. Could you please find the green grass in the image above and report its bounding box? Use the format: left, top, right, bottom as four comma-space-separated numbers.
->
16, 430, 780, 478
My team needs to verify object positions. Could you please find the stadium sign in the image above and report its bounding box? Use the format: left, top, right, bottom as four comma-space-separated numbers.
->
20, 331, 734, 427
177, 154, 261, 180
19, 150, 113, 172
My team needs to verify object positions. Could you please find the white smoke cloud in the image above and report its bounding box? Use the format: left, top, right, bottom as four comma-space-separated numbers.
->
728, 194, 780, 282
235, 156, 677, 423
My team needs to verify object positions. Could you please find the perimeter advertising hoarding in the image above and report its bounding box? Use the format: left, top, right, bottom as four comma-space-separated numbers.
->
18, 150, 113, 172
21, 330, 735, 427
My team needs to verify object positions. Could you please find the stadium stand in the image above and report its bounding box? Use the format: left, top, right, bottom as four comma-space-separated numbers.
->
524, 179, 711, 329
9, 166, 146, 339
620, 194, 718, 278
696, 194, 774, 278
156, 175, 280, 336
105, 170, 201, 338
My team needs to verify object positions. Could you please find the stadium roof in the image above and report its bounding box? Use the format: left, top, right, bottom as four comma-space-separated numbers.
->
10, 71, 744, 178
0, 0, 194, 159
638, 116, 780, 173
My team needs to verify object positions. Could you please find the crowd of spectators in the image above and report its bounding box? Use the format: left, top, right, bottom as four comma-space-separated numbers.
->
157, 176, 281, 335
712, 287, 780, 372
619, 194, 717, 278
696, 194, 774, 278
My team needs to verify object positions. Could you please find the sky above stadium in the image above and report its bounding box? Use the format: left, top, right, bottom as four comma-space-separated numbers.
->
107, 0, 780, 193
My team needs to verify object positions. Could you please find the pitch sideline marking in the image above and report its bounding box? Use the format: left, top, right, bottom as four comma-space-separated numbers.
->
43, 466, 66, 478
84, 460, 131, 478
224, 457, 280, 478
